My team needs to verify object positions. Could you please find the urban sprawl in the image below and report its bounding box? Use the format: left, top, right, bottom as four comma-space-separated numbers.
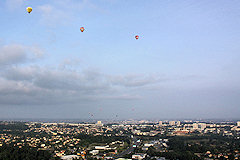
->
0, 120, 240, 160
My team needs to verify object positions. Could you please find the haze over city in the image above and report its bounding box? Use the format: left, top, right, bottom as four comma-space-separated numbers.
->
0, 0, 240, 120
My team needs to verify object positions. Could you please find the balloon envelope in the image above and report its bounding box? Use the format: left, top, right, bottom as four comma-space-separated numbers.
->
80, 27, 85, 32
26, 7, 32, 13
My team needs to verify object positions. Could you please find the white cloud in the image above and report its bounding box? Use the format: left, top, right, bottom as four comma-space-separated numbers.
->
0, 44, 44, 67
0, 44, 26, 66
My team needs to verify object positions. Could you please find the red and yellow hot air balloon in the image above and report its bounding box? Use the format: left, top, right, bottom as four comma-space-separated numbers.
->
80, 27, 85, 32
135, 35, 139, 40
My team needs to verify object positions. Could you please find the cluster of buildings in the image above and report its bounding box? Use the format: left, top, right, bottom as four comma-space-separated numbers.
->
203, 150, 240, 159
0, 120, 240, 160
0, 121, 130, 159
159, 120, 240, 136
127, 120, 240, 137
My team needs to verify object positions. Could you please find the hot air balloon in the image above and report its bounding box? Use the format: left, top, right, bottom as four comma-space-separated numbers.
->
26, 7, 32, 14
80, 27, 85, 32
135, 35, 139, 40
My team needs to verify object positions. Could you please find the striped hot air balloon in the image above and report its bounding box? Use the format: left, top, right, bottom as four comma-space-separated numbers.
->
80, 27, 85, 32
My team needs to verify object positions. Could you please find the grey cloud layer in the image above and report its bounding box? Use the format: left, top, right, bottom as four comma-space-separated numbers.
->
0, 66, 162, 105
0, 44, 163, 105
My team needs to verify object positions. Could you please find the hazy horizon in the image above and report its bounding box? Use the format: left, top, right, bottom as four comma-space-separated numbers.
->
0, 0, 240, 120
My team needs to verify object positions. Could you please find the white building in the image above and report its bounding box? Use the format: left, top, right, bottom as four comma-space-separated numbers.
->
159, 121, 163, 126
144, 143, 154, 147
193, 123, 198, 130
132, 153, 146, 160
89, 150, 99, 155
97, 121, 103, 126
169, 121, 175, 126
61, 155, 80, 160
95, 145, 109, 150
176, 121, 181, 126
199, 123, 206, 130
237, 121, 240, 126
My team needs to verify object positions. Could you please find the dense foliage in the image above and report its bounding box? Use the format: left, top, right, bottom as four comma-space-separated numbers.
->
0, 144, 59, 160
75, 134, 130, 146
0, 122, 28, 133
144, 135, 240, 160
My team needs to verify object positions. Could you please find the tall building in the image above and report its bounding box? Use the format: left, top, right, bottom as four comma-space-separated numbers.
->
176, 121, 181, 126
193, 123, 198, 130
169, 121, 175, 126
237, 121, 240, 126
199, 123, 206, 130
97, 121, 102, 126
159, 121, 163, 126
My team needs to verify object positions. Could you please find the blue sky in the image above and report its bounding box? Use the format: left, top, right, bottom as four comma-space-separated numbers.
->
0, 0, 240, 120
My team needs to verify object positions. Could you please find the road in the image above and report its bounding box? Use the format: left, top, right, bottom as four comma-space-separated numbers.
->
113, 136, 139, 159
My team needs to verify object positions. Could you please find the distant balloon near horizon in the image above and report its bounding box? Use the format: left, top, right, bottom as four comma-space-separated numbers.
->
80, 27, 85, 32
26, 7, 32, 14
135, 35, 139, 40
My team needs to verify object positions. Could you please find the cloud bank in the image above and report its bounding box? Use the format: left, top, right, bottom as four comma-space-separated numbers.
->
0, 43, 164, 107
0, 43, 239, 119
